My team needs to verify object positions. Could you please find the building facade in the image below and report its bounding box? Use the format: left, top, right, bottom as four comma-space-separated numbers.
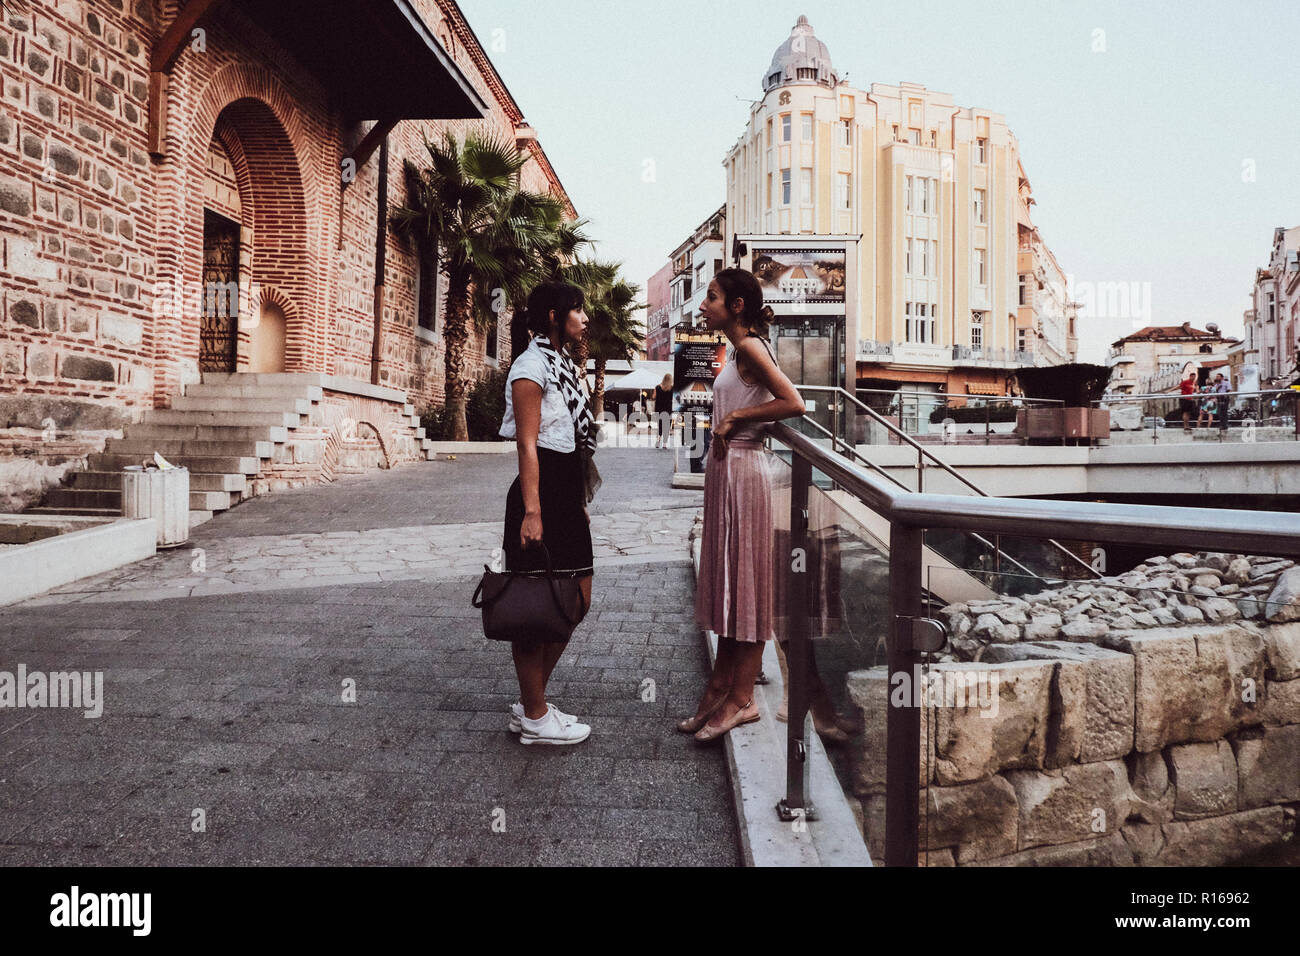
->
1245, 225, 1300, 385
1016, 159, 1077, 366
722, 15, 1075, 407
0, 0, 575, 511
643, 261, 672, 361
1106, 323, 1238, 396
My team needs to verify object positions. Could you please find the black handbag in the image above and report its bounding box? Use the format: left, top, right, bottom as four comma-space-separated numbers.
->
471, 544, 589, 642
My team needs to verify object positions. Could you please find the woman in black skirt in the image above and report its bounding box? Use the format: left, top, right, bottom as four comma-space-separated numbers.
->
497, 280, 597, 745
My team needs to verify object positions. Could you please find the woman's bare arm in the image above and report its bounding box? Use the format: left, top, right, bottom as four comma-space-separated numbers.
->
725, 337, 806, 426
512, 379, 545, 548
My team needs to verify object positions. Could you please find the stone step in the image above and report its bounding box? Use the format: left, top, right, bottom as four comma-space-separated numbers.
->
89, 453, 261, 475
142, 409, 303, 428
127, 423, 289, 443
189, 510, 214, 529
24, 506, 121, 518
66, 470, 245, 494
184, 383, 324, 402
170, 396, 313, 415
201, 372, 327, 387
45, 487, 231, 512
105, 438, 274, 459
413, 427, 426, 439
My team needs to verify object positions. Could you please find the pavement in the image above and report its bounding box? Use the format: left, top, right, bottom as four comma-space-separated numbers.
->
0, 446, 741, 866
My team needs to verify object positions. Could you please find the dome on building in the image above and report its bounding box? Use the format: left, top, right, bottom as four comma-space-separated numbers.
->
762, 15, 839, 92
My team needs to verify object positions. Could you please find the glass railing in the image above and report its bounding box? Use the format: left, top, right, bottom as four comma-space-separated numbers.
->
763, 420, 1300, 867
1096, 388, 1300, 443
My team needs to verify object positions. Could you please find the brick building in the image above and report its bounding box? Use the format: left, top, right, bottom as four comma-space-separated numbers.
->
0, 0, 575, 515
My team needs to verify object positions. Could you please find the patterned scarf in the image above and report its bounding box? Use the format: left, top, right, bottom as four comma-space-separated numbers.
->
533, 335, 596, 456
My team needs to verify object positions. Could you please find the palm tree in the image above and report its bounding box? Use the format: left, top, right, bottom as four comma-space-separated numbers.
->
585, 270, 645, 417
391, 130, 566, 441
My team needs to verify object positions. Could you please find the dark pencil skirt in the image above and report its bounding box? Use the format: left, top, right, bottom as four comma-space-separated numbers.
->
502, 447, 594, 576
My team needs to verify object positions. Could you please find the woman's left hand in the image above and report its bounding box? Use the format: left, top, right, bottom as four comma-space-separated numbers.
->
584, 506, 590, 525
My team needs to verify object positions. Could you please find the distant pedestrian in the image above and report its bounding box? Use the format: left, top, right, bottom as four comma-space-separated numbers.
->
1178, 370, 1197, 432
1214, 373, 1231, 430
496, 280, 597, 746
1196, 385, 1215, 429
683, 269, 804, 742
653, 373, 674, 448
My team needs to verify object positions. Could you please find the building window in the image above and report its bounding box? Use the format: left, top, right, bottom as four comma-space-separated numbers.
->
767, 172, 772, 206
801, 113, 813, 142
920, 239, 929, 277
1017, 328, 1028, 353
781, 114, 791, 142
920, 178, 931, 214
906, 239, 913, 275
836, 172, 851, 210
977, 137, 987, 163
908, 127, 922, 145
974, 188, 986, 224
1267, 292, 1276, 321
713, 258, 722, 275
797, 67, 817, 80
781, 168, 791, 205
971, 311, 984, 351
905, 302, 936, 344
416, 237, 438, 333
892, 124, 900, 141
975, 248, 986, 286
800, 168, 812, 205
905, 175, 913, 212
838, 119, 852, 147
1170, 345, 1181, 354
929, 130, 936, 147
766, 117, 773, 147
1018, 273, 1027, 305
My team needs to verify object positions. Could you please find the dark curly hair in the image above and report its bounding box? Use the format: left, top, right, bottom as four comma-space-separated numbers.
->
713, 268, 775, 338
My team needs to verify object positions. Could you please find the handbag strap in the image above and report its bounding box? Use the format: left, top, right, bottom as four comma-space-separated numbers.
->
472, 544, 588, 626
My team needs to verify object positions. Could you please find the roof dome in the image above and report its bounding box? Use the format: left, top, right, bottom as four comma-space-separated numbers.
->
763, 15, 838, 92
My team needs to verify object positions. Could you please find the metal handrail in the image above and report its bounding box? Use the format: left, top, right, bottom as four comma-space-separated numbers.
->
790, 410, 1040, 582
857, 387, 1064, 406
1098, 388, 1298, 403
797, 384, 1098, 578
764, 419, 1300, 867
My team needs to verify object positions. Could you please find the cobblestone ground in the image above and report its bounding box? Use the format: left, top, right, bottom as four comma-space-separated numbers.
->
0, 448, 739, 866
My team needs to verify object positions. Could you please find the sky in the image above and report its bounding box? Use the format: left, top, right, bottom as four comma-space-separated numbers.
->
460, 0, 1300, 363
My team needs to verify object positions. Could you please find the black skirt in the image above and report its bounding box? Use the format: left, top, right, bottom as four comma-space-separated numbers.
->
503, 447, 594, 576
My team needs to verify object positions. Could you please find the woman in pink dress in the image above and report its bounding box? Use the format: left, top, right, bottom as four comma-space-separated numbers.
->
682, 268, 804, 742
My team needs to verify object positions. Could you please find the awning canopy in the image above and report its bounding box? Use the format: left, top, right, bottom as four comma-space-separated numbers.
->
232, 0, 488, 121
603, 364, 674, 393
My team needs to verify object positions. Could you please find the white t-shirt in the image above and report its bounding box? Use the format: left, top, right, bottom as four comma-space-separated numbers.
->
499, 340, 577, 453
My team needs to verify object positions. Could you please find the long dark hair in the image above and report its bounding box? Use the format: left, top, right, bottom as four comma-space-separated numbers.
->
714, 268, 774, 338
511, 280, 584, 360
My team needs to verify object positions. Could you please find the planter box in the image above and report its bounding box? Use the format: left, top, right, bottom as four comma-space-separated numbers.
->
1019, 408, 1109, 441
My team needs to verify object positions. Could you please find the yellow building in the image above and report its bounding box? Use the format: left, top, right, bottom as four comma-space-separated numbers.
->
724, 15, 1073, 407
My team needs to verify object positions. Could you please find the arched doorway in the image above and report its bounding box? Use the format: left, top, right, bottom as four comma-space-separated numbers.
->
198, 97, 309, 374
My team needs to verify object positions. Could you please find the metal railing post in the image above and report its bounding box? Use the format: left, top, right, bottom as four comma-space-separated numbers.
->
886, 520, 924, 867
778, 451, 815, 823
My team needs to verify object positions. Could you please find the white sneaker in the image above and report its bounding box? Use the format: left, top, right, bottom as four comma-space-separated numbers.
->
508, 701, 578, 733
519, 707, 591, 746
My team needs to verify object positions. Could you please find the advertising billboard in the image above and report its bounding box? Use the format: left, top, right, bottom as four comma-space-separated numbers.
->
751, 248, 846, 304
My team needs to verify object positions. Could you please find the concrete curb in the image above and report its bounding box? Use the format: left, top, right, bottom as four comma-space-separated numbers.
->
689, 522, 873, 867
425, 441, 516, 455
0, 518, 156, 606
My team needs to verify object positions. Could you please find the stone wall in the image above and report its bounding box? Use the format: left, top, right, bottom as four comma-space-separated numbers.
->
846, 550, 1300, 865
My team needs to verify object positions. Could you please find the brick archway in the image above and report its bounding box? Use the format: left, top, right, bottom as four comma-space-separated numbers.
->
153, 61, 330, 404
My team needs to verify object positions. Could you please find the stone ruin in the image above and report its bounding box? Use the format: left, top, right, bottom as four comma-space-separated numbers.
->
846, 550, 1300, 866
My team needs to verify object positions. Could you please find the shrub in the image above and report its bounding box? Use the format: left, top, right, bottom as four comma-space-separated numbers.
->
419, 370, 508, 442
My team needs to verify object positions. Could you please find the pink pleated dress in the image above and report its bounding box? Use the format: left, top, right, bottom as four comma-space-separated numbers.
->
694, 339, 786, 642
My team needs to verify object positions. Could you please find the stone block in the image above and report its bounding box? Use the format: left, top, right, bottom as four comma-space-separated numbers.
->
923, 775, 1018, 863
1110, 625, 1265, 751
978, 832, 1133, 867
1126, 750, 1174, 825
1262, 678, 1300, 726
845, 667, 932, 795
1232, 724, 1300, 809
61, 354, 115, 382
1005, 760, 1131, 850
1265, 567, 1300, 622
0, 175, 30, 216
1156, 806, 1289, 866
9, 298, 39, 329
980, 640, 1134, 765
932, 660, 1052, 785
27, 347, 54, 379
99, 312, 141, 347
7, 236, 59, 280
1261, 622, 1300, 680
1167, 740, 1237, 818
